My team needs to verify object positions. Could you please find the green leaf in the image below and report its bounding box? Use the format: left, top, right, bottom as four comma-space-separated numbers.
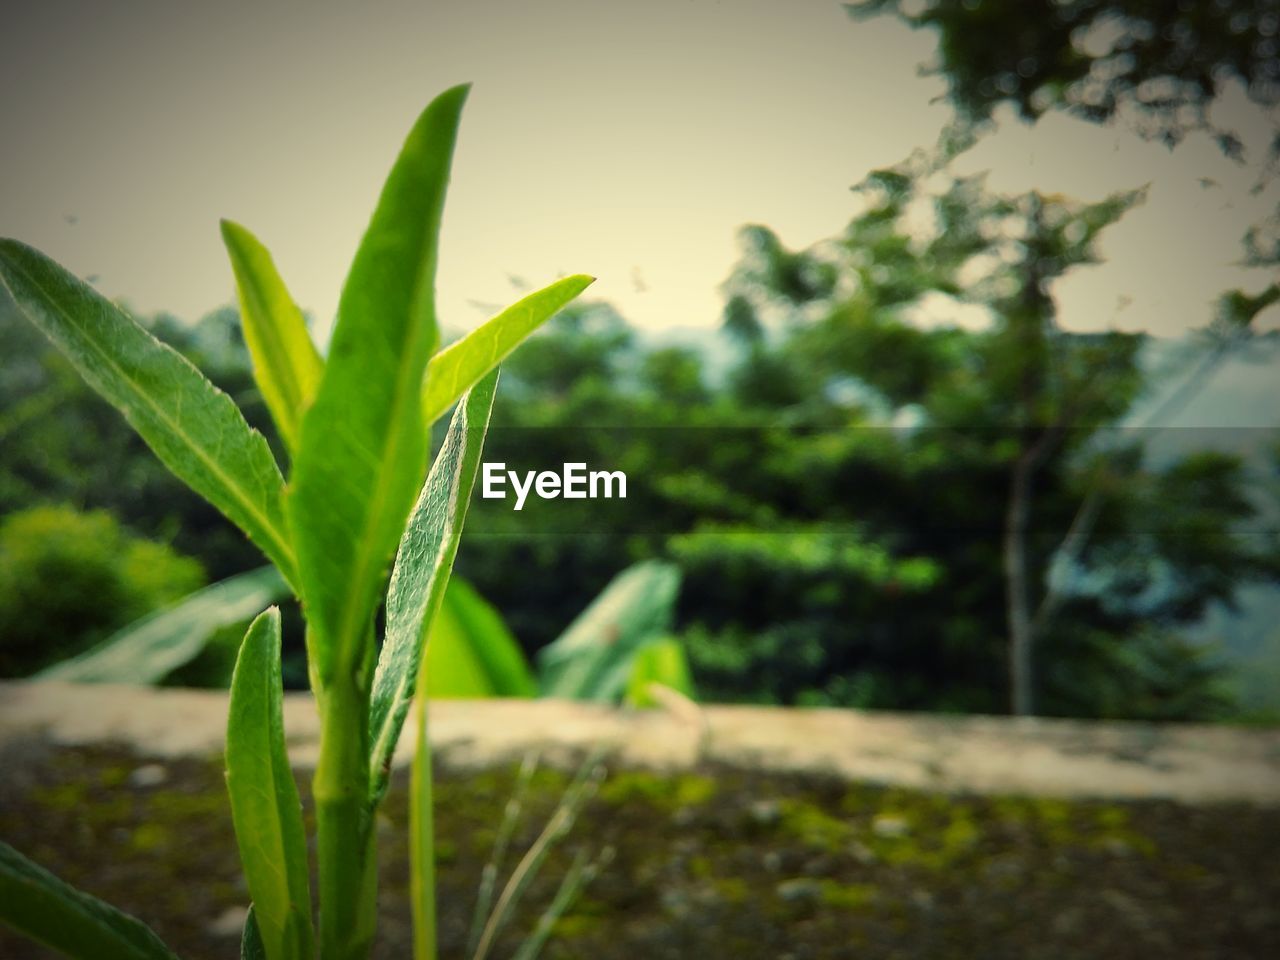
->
38, 566, 288, 684
538, 561, 682, 702
241, 906, 267, 960
226, 608, 315, 960
221, 220, 324, 452
368, 369, 499, 806
624, 636, 697, 708
0, 840, 180, 960
425, 577, 538, 699
0, 239, 297, 588
288, 83, 468, 683
422, 275, 594, 425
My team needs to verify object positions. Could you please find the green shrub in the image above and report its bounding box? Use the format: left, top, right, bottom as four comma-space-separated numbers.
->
0, 504, 205, 676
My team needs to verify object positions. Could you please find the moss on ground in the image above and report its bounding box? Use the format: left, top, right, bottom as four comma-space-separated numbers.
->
0, 742, 1276, 959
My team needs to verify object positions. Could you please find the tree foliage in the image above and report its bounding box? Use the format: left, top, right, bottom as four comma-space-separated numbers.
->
849, 0, 1280, 155
456, 138, 1277, 719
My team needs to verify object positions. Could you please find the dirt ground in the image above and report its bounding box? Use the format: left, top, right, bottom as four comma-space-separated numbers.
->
1, 740, 1277, 960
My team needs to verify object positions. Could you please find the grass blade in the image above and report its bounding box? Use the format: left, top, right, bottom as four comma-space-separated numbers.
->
226, 608, 315, 960
39, 566, 288, 684
221, 220, 324, 452
288, 83, 468, 683
0, 840, 180, 960
422, 275, 594, 425
466, 753, 538, 958
0, 239, 297, 588
508, 846, 613, 960
369, 369, 499, 805
471, 754, 607, 960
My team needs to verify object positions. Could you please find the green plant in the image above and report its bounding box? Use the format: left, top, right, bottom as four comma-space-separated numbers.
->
37, 565, 286, 685
0, 84, 592, 959
0, 504, 206, 677
537, 560, 693, 704
40, 558, 697, 710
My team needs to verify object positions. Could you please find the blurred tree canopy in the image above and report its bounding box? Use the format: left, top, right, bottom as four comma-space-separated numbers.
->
2, 235, 1274, 714
848, 0, 1280, 156
0, 504, 205, 676
454, 144, 1277, 718
5, 0, 1278, 716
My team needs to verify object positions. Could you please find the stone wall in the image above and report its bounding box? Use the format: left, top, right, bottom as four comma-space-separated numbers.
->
2, 680, 1278, 803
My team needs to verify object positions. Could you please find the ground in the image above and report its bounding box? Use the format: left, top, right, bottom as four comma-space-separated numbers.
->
1, 740, 1277, 960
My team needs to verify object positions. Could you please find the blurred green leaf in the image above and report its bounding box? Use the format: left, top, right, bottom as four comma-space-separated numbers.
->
220, 220, 324, 452
369, 369, 499, 806
538, 561, 682, 703
426, 577, 538, 699
624, 636, 697, 708
37, 566, 287, 684
0, 240, 297, 587
226, 608, 314, 960
422, 275, 594, 425
288, 84, 467, 683
0, 840, 180, 960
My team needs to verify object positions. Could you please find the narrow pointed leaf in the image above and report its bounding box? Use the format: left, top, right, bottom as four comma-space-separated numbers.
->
226, 608, 315, 960
221, 220, 324, 451
39, 566, 288, 684
288, 83, 468, 682
422, 274, 594, 424
0, 840, 180, 960
0, 239, 297, 587
369, 368, 499, 805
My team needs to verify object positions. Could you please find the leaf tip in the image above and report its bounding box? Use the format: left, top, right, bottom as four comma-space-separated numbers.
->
219, 218, 254, 253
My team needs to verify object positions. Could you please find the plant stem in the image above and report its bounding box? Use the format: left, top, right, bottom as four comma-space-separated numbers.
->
314, 671, 376, 960
410, 693, 437, 960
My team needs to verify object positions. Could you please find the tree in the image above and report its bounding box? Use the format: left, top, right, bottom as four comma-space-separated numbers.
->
720, 135, 1277, 716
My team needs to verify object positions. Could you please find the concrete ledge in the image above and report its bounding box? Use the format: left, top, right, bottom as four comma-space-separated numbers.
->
2, 681, 1278, 804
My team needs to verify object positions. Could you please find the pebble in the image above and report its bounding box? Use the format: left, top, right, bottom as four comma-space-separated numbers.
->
749, 799, 782, 826
871, 814, 909, 839
776, 877, 823, 902
207, 905, 249, 938
127, 764, 168, 789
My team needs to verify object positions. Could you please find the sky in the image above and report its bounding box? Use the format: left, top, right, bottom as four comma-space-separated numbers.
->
1, 0, 1277, 344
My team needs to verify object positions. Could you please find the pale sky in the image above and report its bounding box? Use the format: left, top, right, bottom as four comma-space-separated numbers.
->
2, 0, 1276, 344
